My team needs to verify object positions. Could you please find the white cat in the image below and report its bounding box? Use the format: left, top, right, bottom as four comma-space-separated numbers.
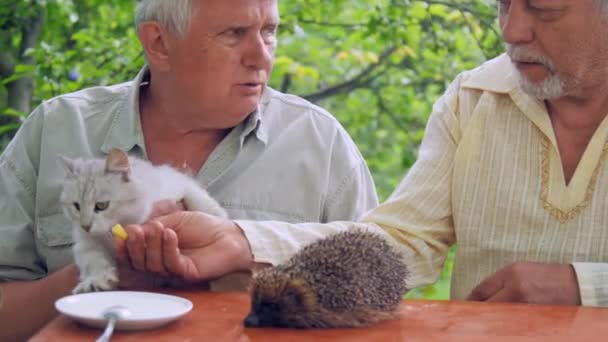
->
59, 148, 227, 294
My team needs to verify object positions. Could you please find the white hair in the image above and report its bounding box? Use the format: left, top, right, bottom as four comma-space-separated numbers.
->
135, 0, 195, 37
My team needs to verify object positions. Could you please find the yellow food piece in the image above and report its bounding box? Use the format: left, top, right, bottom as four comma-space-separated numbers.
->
111, 224, 128, 240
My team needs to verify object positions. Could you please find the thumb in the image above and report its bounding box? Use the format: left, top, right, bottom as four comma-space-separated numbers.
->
151, 211, 210, 245
151, 211, 191, 232
113, 237, 129, 263
467, 271, 506, 301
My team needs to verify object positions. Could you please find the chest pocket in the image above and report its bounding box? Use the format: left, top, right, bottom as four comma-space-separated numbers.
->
36, 212, 74, 247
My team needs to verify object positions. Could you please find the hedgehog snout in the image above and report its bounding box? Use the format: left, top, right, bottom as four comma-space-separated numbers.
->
244, 312, 260, 327
244, 309, 282, 328
244, 302, 282, 328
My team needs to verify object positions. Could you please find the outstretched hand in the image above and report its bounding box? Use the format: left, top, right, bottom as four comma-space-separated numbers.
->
467, 262, 581, 305
115, 209, 253, 285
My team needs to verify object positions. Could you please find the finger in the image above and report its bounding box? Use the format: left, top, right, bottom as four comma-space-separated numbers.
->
485, 287, 518, 303
125, 224, 147, 271
154, 211, 189, 231
145, 221, 169, 276
148, 200, 184, 219
157, 211, 221, 244
467, 272, 506, 301
162, 228, 198, 280
154, 212, 205, 245
113, 237, 129, 264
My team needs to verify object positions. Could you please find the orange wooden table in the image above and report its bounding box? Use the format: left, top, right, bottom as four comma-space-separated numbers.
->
30, 290, 608, 341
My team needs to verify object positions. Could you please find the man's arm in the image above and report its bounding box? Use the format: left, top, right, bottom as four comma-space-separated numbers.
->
0, 265, 78, 341
467, 262, 581, 305
118, 75, 464, 290
235, 75, 465, 282
0, 105, 78, 340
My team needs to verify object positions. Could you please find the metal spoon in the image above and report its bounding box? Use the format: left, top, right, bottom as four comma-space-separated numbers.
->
96, 305, 131, 342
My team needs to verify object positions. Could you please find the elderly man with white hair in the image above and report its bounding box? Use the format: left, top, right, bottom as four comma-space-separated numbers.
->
121, 0, 608, 313
0, 0, 379, 339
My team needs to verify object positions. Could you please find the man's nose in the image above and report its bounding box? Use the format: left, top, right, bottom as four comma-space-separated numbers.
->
243, 35, 274, 71
500, 1, 534, 45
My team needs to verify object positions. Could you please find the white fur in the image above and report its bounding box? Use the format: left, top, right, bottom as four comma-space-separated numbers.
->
59, 152, 227, 293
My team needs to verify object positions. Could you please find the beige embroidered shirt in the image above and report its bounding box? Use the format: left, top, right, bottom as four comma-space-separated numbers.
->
236, 54, 608, 306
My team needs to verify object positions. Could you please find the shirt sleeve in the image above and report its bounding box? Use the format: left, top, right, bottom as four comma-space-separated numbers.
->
357, 77, 463, 289
0, 106, 46, 281
237, 76, 463, 288
571, 263, 608, 307
322, 136, 379, 222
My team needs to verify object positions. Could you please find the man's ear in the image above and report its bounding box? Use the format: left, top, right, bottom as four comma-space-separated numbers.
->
138, 21, 173, 72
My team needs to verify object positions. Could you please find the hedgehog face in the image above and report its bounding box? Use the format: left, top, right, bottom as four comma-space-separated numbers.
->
244, 273, 318, 328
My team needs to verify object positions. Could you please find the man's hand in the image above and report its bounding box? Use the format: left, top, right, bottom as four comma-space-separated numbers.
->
115, 210, 253, 284
466, 262, 581, 305
112, 200, 186, 290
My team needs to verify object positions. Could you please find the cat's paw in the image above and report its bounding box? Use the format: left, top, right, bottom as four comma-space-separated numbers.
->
72, 270, 119, 294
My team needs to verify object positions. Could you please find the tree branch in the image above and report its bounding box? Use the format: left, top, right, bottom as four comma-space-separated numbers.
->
19, 9, 44, 61
418, 0, 496, 18
0, 26, 16, 78
297, 19, 366, 28
302, 46, 397, 103
5, 6, 44, 117
280, 73, 292, 93
0, 52, 15, 79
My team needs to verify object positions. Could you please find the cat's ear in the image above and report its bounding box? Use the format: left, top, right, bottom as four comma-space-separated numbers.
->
57, 155, 77, 177
105, 148, 130, 182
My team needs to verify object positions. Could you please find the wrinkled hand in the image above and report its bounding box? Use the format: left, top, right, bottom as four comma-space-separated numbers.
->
113, 200, 185, 289
467, 262, 581, 305
115, 210, 253, 284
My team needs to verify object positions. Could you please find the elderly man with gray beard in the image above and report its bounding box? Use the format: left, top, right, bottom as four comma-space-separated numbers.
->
121, 0, 608, 312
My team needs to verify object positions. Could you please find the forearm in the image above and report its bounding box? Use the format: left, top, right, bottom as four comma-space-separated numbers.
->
0, 264, 78, 341
234, 220, 382, 266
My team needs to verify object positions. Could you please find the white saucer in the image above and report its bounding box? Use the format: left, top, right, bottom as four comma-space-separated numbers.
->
55, 291, 193, 331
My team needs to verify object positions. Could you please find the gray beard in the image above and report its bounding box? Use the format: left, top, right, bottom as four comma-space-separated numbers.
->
505, 43, 567, 100
514, 70, 567, 100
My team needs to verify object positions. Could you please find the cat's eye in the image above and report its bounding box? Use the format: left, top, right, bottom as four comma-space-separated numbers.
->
94, 201, 110, 212
73, 202, 80, 211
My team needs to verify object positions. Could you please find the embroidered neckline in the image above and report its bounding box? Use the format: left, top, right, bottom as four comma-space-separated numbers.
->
540, 136, 608, 223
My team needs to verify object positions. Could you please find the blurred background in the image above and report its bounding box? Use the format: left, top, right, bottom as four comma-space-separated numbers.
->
0, 0, 503, 299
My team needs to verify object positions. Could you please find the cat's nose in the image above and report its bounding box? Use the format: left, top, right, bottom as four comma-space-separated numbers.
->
81, 225, 91, 232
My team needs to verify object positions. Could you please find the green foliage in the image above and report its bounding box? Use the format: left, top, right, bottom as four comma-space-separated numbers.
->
275, 0, 502, 199
31, 0, 143, 102
0, 0, 504, 299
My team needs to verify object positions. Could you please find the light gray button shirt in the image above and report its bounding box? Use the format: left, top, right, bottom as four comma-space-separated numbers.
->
0, 67, 378, 281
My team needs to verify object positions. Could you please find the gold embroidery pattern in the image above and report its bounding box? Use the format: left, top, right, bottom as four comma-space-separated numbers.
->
540, 136, 608, 223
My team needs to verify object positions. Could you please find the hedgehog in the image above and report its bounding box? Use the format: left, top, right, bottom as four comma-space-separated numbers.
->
243, 229, 409, 329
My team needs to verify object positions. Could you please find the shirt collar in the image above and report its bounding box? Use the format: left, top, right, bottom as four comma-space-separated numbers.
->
462, 53, 557, 146
100, 66, 147, 154
101, 66, 271, 154
461, 53, 519, 94
242, 87, 272, 145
